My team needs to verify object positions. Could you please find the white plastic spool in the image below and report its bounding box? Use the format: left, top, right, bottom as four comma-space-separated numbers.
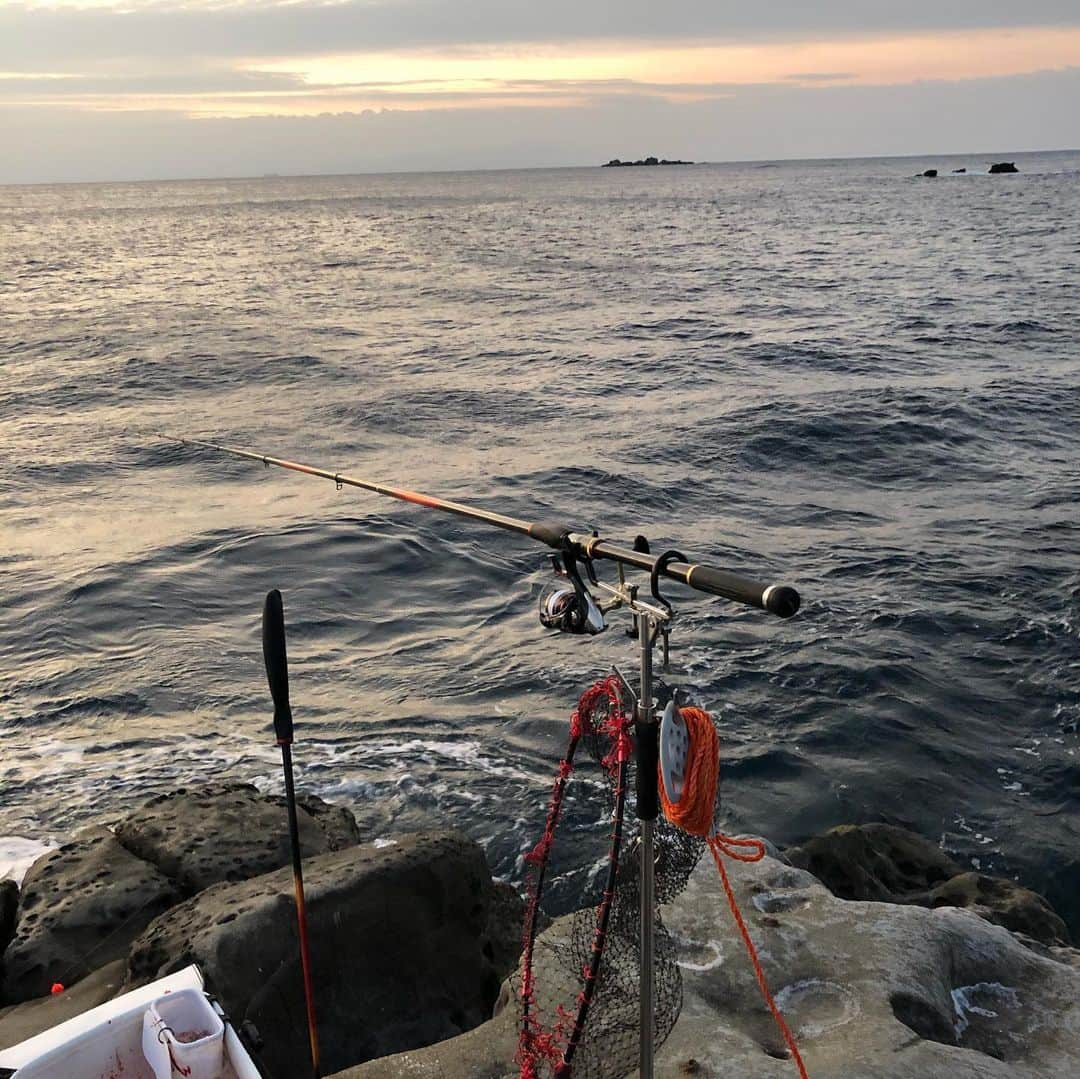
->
142, 987, 225, 1079
658, 698, 690, 804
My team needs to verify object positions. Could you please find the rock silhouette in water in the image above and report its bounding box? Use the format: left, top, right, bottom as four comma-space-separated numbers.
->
953, 167, 967, 173
989, 161, 1019, 174
920, 169, 939, 178
603, 156, 693, 167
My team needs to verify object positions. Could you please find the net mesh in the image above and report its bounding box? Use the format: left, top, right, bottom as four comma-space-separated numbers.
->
515, 679, 705, 1079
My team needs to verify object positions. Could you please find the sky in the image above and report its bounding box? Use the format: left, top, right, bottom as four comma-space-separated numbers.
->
1, 1, 1079, 183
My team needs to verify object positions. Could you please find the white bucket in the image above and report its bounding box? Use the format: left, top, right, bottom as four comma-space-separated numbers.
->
141, 987, 225, 1079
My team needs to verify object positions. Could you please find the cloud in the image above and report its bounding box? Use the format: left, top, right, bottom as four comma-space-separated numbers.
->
1, 0, 1079, 69
6, 26, 1080, 116
2, 2, 1077, 180
0, 69, 307, 98
2, 65, 1078, 184
785, 73, 856, 83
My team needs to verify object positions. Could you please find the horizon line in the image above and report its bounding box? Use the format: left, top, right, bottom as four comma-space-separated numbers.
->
3, 144, 1077, 190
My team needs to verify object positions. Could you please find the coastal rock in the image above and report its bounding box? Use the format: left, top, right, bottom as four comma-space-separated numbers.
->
786, 824, 1071, 946
785, 823, 959, 900
331, 845, 1080, 1078
127, 831, 518, 1076
927, 872, 1071, 946
292, 791, 362, 850
0, 881, 16, 957
484, 880, 528, 978
989, 162, 1019, 174
114, 783, 360, 893
921, 169, 939, 178
0, 828, 180, 1004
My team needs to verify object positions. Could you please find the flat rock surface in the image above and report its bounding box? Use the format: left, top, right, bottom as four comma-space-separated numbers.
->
332, 846, 1080, 1078
0, 960, 126, 1052
114, 783, 360, 893
0, 828, 180, 1004
127, 831, 512, 1077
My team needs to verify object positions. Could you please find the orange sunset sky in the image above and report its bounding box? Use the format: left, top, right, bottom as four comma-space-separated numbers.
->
1, 1, 1078, 181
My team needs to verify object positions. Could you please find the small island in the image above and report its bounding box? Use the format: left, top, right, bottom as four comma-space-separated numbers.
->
603, 156, 694, 167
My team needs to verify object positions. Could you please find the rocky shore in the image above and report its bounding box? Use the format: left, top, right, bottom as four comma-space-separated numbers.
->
2, 787, 1077, 1077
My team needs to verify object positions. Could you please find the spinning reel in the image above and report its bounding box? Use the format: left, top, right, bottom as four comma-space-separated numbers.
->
537, 535, 688, 658
538, 548, 606, 636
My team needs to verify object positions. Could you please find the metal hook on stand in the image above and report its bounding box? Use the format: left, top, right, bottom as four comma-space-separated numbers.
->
650, 550, 686, 670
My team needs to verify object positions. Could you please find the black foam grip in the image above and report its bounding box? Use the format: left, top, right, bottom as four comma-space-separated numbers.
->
688, 565, 800, 617
262, 589, 294, 743
635, 721, 660, 821
529, 520, 574, 549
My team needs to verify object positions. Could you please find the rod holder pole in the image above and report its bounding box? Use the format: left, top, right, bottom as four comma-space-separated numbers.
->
636, 612, 658, 1079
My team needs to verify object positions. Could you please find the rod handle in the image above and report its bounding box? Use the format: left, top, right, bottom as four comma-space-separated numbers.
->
262, 589, 294, 743
686, 565, 800, 618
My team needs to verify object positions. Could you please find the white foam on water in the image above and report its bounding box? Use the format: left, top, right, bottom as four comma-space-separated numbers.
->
30, 738, 86, 763
0, 836, 58, 884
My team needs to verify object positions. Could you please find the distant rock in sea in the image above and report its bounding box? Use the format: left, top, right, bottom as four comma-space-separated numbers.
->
920, 169, 939, 178
989, 161, 1019, 174
953, 167, 967, 173
603, 156, 693, 167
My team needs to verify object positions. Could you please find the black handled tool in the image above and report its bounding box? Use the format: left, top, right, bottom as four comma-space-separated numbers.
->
262, 589, 321, 1079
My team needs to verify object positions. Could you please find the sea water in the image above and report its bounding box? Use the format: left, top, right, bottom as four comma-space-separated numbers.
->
1, 152, 1077, 928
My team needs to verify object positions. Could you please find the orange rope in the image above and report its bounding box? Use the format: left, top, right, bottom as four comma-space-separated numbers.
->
658, 706, 719, 836
659, 707, 809, 1079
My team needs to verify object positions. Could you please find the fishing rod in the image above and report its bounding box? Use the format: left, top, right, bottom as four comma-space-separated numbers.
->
171, 434, 801, 1079
168, 436, 799, 620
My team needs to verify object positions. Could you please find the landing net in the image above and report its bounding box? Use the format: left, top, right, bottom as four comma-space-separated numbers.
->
515, 677, 704, 1078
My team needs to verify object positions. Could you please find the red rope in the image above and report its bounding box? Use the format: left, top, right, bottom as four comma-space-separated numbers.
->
660, 706, 810, 1079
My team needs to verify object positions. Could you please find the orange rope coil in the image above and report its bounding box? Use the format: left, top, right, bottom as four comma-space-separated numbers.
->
659, 706, 809, 1079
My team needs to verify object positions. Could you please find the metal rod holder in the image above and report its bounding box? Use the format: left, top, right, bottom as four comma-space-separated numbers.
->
636, 611, 658, 1079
